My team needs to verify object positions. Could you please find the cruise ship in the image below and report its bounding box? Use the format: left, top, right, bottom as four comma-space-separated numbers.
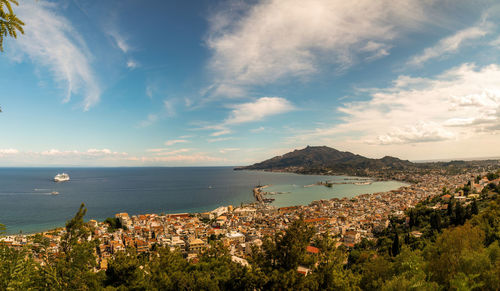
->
54, 173, 70, 182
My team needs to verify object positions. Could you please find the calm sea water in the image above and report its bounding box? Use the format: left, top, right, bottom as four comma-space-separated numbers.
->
0, 167, 406, 234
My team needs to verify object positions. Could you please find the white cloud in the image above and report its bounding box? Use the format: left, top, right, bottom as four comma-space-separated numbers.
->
219, 148, 240, 154
0, 149, 19, 155
0, 148, 127, 164
251, 126, 265, 133
145, 83, 155, 99
207, 137, 234, 143
491, 35, 500, 47
137, 114, 159, 128
139, 154, 221, 163
375, 122, 455, 145
211, 129, 231, 137
163, 100, 176, 117
38, 148, 126, 157
291, 63, 500, 157
107, 28, 130, 53
164, 139, 189, 146
146, 148, 169, 153
153, 148, 190, 156
127, 59, 138, 69
207, 0, 432, 97
224, 97, 294, 125
184, 97, 193, 108
11, 0, 101, 110
408, 23, 491, 66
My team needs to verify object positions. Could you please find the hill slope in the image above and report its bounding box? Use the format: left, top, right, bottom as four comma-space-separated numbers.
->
235, 146, 413, 174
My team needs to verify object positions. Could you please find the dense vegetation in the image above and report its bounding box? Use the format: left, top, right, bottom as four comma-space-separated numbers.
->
104, 217, 127, 232
0, 176, 499, 290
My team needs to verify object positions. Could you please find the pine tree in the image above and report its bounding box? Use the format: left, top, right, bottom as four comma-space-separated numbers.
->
430, 212, 442, 231
471, 199, 479, 216
447, 200, 453, 217
0, 0, 24, 51
454, 202, 465, 226
391, 230, 400, 257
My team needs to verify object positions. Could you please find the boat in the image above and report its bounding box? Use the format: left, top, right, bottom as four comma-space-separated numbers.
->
51, 191, 59, 195
54, 173, 70, 182
354, 181, 372, 185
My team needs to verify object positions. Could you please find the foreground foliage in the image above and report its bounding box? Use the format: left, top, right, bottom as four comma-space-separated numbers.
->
1, 185, 499, 290
0, 0, 24, 52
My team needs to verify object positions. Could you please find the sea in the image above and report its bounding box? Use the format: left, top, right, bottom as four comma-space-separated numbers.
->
0, 167, 407, 234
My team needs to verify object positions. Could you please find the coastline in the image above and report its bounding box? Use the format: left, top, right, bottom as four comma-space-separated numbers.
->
2, 177, 410, 237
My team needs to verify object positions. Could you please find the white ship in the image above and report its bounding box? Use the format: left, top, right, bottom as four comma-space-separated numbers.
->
54, 173, 70, 182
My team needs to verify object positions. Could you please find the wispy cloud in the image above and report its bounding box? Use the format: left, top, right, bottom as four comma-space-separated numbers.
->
153, 148, 190, 156
134, 153, 223, 163
195, 97, 293, 137
39, 148, 127, 157
207, 137, 234, 143
107, 28, 130, 54
206, 0, 432, 98
211, 129, 231, 137
1, 148, 126, 159
219, 148, 240, 154
407, 22, 491, 66
137, 114, 159, 128
251, 126, 265, 133
145, 83, 155, 99
127, 59, 139, 69
11, 0, 101, 110
164, 139, 189, 146
0, 149, 19, 155
163, 99, 176, 117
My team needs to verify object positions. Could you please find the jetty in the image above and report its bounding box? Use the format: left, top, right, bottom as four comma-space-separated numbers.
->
253, 185, 274, 203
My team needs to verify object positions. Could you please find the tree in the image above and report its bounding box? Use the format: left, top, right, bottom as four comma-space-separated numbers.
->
61, 203, 89, 255
427, 223, 486, 286
273, 218, 315, 270
487, 172, 499, 181
391, 231, 400, 257
430, 211, 442, 231
471, 200, 479, 216
105, 248, 145, 288
454, 202, 466, 226
447, 200, 453, 217
42, 203, 101, 290
0, 0, 24, 51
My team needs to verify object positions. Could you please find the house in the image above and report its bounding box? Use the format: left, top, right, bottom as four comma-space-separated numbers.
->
188, 238, 205, 253
225, 231, 245, 243
343, 231, 360, 244
306, 245, 320, 254
441, 194, 452, 201
297, 265, 312, 276
231, 256, 249, 267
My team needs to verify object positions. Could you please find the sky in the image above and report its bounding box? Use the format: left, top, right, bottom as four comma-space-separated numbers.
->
0, 0, 500, 166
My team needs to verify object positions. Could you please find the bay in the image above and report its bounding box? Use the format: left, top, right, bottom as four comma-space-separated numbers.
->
0, 167, 406, 234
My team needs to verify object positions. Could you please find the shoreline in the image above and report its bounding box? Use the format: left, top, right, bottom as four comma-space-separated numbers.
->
2, 179, 410, 237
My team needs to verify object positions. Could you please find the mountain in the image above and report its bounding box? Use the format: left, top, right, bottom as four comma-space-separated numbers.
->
235, 146, 414, 174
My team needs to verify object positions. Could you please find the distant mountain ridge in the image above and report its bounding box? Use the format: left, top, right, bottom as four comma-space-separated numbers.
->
235, 146, 414, 174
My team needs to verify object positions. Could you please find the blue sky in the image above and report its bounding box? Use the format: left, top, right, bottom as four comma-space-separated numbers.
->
0, 0, 500, 166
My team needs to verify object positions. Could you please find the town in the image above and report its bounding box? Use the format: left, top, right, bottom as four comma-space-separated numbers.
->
1, 169, 499, 272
